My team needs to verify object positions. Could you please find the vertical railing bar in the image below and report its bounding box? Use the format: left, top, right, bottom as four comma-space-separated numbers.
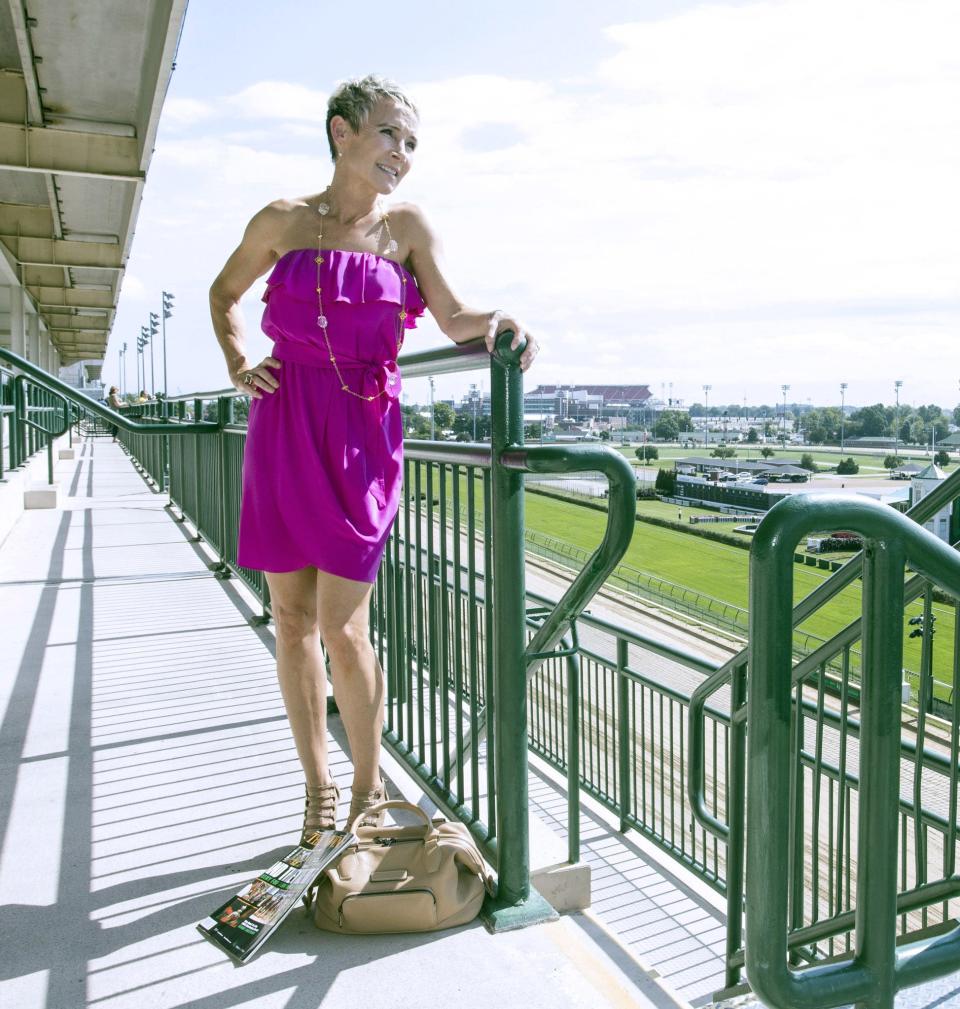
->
679, 702, 686, 859
438, 463, 450, 789
483, 469, 496, 839
912, 583, 934, 886
670, 696, 677, 852
414, 461, 425, 766
788, 675, 805, 943
605, 657, 613, 799
403, 458, 414, 748
658, 687, 665, 838
567, 645, 581, 863
724, 661, 748, 989
639, 683, 647, 834
617, 638, 630, 833
426, 463, 438, 777
833, 645, 852, 917
451, 463, 464, 804
810, 663, 827, 925
467, 467, 480, 821
948, 597, 960, 879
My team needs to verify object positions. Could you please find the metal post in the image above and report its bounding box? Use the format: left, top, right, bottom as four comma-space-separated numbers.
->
616, 636, 631, 833
853, 539, 905, 1009
840, 382, 847, 454
480, 330, 556, 932
895, 380, 903, 462
162, 294, 171, 396
703, 384, 711, 451
781, 383, 790, 446
429, 375, 435, 441
724, 659, 748, 990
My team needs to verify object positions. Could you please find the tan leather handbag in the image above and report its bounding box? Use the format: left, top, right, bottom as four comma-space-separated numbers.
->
306, 800, 494, 934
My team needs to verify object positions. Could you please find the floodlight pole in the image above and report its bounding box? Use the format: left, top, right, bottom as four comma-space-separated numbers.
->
703, 384, 711, 451
894, 380, 903, 462
429, 376, 436, 441
781, 384, 790, 446
840, 382, 847, 454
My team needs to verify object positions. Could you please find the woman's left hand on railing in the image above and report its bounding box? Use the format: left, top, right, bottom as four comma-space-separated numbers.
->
485, 310, 540, 372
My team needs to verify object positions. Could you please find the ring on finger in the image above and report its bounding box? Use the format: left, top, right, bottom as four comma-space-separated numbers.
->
243, 372, 255, 386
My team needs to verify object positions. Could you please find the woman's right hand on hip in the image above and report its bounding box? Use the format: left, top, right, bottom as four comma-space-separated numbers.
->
232, 356, 282, 399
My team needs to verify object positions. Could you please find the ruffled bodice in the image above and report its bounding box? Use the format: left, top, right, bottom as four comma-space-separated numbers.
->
261, 247, 426, 373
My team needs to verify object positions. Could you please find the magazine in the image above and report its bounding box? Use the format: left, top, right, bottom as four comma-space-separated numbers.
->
198, 828, 355, 963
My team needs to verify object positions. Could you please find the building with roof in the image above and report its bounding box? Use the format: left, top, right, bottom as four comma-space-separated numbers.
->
911, 463, 958, 543
525, 383, 653, 425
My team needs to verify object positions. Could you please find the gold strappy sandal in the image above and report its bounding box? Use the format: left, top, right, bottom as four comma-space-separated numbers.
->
300, 780, 340, 847
347, 775, 388, 831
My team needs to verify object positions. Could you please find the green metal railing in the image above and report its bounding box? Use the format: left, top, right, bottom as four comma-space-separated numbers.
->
7, 339, 958, 1002
0, 356, 76, 483
0, 337, 636, 932
687, 469, 960, 1001
746, 494, 960, 1009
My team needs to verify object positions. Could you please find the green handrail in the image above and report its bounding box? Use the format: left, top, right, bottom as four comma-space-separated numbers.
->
0, 348, 217, 434
476, 335, 631, 928
747, 493, 960, 1009
4, 332, 637, 934
499, 444, 636, 675
688, 464, 960, 842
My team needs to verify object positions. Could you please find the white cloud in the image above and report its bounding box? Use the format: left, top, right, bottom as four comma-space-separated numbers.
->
226, 81, 329, 121
119, 273, 146, 300
123, 1, 960, 407
162, 97, 216, 125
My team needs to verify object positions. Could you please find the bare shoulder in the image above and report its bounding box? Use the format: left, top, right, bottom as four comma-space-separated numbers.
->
388, 201, 439, 250
211, 199, 299, 298
244, 198, 302, 251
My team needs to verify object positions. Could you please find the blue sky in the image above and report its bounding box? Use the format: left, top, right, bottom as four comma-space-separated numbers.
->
112, 0, 960, 411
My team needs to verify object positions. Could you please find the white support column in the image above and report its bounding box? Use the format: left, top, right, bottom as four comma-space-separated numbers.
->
10, 287, 27, 357
27, 311, 40, 363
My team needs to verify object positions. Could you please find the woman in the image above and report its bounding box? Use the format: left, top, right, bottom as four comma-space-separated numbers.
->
209, 74, 539, 845
107, 385, 123, 441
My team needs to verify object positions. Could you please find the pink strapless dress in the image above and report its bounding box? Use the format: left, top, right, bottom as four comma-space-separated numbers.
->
236, 248, 426, 582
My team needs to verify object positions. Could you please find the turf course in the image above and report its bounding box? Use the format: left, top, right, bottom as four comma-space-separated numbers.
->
519, 488, 951, 694
417, 468, 954, 698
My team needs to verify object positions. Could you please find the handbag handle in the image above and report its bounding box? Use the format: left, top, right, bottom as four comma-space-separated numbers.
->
348, 798, 433, 835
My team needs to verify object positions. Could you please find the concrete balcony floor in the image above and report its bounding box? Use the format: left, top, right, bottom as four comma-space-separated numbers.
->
2, 435, 956, 1009
0, 436, 706, 1009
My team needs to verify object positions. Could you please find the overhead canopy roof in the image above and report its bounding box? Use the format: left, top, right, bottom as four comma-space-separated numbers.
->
0, 0, 188, 366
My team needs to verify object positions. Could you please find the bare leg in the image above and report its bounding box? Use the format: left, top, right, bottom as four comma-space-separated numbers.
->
264, 567, 334, 788
316, 569, 383, 794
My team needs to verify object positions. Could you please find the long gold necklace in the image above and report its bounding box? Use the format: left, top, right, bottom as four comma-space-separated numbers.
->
315, 191, 407, 401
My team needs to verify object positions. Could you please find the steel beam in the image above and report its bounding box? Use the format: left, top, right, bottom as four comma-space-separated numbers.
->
6, 1, 44, 125
29, 286, 115, 309
0, 203, 55, 238
0, 235, 122, 269
0, 122, 144, 182
48, 318, 110, 333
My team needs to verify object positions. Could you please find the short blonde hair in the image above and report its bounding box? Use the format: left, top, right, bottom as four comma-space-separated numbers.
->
326, 74, 418, 162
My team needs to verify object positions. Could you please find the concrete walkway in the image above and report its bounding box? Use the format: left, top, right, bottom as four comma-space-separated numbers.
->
0, 436, 693, 1009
